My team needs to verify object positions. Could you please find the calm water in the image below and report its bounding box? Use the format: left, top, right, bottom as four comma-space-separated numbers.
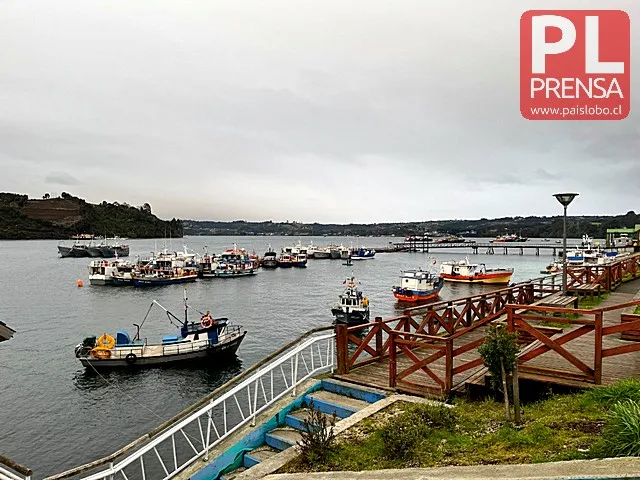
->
0, 235, 571, 477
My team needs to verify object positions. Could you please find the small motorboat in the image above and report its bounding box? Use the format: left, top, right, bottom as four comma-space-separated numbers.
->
331, 276, 370, 324
351, 248, 375, 260
440, 258, 514, 284
343, 257, 353, 266
540, 261, 563, 274
392, 269, 444, 303
74, 290, 246, 369
292, 253, 308, 267
277, 253, 293, 267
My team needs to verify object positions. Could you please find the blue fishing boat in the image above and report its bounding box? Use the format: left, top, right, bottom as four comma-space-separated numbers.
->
350, 248, 376, 260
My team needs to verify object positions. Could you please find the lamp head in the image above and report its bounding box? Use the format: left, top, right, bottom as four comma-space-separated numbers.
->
553, 193, 579, 207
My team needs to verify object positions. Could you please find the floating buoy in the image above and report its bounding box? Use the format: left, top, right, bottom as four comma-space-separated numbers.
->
77, 279, 84, 287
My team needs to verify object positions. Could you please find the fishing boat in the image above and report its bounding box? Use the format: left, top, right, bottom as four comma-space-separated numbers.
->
312, 246, 332, 259
292, 253, 308, 267
87, 259, 136, 285
351, 248, 375, 260
132, 269, 198, 287
329, 244, 342, 259
74, 291, 246, 369
58, 240, 91, 257
331, 276, 370, 324
490, 233, 528, 243
392, 269, 444, 303
207, 245, 259, 278
440, 259, 514, 284
277, 253, 293, 267
339, 246, 351, 260
261, 246, 278, 268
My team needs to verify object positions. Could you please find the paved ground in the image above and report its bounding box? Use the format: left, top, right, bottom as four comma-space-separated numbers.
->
264, 457, 640, 479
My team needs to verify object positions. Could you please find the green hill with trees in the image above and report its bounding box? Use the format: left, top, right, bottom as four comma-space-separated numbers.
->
0, 192, 183, 239
183, 211, 640, 238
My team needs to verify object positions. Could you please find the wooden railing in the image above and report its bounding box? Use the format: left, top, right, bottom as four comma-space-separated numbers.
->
337, 253, 640, 396
507, 300, 640, 385
566, 253, 640, 291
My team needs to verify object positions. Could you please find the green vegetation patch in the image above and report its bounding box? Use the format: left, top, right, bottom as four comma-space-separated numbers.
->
633, 305, 640, 315
280, 379, 640, 473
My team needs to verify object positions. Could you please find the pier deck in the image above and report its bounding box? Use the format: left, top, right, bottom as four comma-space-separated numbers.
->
334, 253, 640, 397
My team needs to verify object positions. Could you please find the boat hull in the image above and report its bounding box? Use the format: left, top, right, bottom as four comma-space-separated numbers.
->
78, 333, 246, 369
392, 287, 441, 302
313, 252, 331, 259
440, 272, 513, 284
261, 259, 278, 268
331, 308, 369, 324
132, 275, 198, 287
89, 276, 115, 286
212, 270, 256, 278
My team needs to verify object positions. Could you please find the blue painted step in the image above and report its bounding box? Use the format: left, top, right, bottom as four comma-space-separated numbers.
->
304, 390, 370, 419
285, 408, 336, 431
321, 379, 387, 403
243, 446, 279, 468
265, 428, 303, 451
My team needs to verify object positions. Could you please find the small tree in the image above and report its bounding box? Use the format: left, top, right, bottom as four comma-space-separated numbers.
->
478, 324, 520, 422
297, 401, 337, 464
42, 193, 50, 199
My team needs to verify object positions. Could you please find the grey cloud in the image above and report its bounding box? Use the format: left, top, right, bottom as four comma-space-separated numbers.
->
45, 171, 80, 186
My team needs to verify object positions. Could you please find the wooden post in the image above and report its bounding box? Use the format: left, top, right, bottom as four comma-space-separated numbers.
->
445, 339, 453, 395
335, 323, 349, 375
375, 316, 383, 356
594, 311, 603, 384
513, 362, 521, 424
506, 306, 514, 333
389, 332, 397, 388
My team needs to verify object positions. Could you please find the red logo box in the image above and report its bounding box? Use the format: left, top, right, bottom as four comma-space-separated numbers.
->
520, 10, 630, 120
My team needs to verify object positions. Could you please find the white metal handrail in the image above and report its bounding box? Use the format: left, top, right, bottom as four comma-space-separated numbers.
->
73, 331, 335, 480
0, 458, 31, 480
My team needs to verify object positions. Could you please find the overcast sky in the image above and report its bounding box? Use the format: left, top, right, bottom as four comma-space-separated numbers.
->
0, 0, 638, 223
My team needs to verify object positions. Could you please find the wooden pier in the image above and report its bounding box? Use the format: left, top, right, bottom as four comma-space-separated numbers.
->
388, 240, 583, 256
335, 254, 640, 397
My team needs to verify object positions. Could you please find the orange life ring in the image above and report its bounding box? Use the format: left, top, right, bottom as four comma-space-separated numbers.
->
201, 316, 213, 329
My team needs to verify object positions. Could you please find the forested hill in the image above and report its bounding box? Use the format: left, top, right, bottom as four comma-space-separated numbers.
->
0, 193, 183, 239
183, 211, 640, 238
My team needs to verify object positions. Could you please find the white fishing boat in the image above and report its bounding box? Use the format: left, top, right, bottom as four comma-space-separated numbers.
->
87, 259, 136, 286
566, 235, 617, 266
74, 290, 245, 369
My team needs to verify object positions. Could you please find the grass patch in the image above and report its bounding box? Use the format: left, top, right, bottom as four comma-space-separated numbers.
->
634, 305, 640, 315
280, 380, 640, 473
578, 292, 610, 309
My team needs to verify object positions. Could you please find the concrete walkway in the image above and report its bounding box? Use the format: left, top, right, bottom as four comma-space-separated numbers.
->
264, 457, 640, 479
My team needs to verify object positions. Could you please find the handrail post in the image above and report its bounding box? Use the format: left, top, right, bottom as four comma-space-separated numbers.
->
506, 305, 515, 333
594, 311, 603, 384
375, 316, 383, 356
389, 332, 397, 388
335, 323, 349, 375
444, 339, 453, 395
291, 352, 299, 397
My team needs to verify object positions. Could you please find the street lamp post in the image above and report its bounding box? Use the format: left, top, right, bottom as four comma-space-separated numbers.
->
553, 193, 579, 295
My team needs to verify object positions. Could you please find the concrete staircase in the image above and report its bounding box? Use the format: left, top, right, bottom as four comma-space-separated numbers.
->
219, 379, 385, 480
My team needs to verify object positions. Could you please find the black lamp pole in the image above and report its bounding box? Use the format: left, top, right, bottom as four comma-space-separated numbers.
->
553, 193, 578, 295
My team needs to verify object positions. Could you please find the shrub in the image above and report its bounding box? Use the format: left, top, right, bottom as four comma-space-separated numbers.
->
405, 403, 457, 430
595, 400, 640, 457
586, 379, 640, 407
297, 402, 337, 464
381, 412, 428, 460
380, 403, 456, 460
478, 324, 520, 390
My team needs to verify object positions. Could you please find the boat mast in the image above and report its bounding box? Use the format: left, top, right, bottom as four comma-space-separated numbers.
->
183, 287, 188, 327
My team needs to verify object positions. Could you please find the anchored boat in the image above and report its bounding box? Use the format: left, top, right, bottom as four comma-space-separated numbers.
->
440, 259, 514, 284
392, 269, 444, 302
74, 291, 246, 369
331, 276, 370, 324
350, 248, 375, 260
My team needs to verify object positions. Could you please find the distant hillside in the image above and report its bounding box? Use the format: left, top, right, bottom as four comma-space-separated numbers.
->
0, 192, 183, 240
183, 211, 640, 238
